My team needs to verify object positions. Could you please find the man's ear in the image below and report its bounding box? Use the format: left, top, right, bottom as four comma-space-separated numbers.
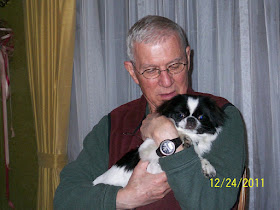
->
186, 46, 191, 71
124, 61, 139, 85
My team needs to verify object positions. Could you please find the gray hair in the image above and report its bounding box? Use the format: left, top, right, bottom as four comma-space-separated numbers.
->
127, 15, 188, 62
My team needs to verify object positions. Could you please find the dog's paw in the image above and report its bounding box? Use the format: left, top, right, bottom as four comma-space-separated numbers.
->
201, 158, 216, 178
180, 134, 192, 148
183, 142, 192, 148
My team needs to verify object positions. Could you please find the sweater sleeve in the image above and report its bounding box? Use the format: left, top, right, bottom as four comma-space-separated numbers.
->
54, 115, 122, 210
159, 105, 246, 210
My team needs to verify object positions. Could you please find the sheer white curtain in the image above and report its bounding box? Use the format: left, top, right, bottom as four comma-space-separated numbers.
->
68, 0, 141, 160
68, 0, 280, 209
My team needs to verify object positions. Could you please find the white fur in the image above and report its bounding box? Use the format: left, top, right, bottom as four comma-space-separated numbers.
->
138, 138, 163, 174
93, 165, 133, 187
173, 97, 223, 178
177, 118, 187, 129
177, 126, 222, 178
93, 96, 223, 186
200, 158, 216, 178
187, 97, 199, 115
93, 138, 162, 187
177, 127, 221, 155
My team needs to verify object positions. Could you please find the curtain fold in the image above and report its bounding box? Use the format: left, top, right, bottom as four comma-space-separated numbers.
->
249, 0, 280, 208
23, 0, 76, 209
68, 0, 142, 161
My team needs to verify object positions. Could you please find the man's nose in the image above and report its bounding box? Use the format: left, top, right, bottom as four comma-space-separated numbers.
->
158, 70, 173, 87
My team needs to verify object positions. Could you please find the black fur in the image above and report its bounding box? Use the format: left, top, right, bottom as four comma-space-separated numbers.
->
117, 94, 226, 172
115, 149, 140, 171
157, 94, 226, 135
93, 94, 227, 186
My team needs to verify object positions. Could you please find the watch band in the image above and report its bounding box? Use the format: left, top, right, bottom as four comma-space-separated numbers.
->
156, 137, 182, 157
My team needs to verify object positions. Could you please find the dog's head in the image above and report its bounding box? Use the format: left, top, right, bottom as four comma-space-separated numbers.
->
157, 94, 226, 135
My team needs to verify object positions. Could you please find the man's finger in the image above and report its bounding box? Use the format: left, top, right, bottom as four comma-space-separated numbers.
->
134, 160, 149, 174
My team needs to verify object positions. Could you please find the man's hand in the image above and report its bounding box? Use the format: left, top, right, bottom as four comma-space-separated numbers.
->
140, 113, 179, 146
116, 160, 171, 209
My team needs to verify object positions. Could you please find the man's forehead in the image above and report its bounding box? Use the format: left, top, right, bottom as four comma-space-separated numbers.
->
140, 57, 184, 68
134, 33, 181, 47
133, 37, 184, 65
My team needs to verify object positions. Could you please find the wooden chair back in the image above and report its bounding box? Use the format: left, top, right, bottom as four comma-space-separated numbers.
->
237, 168, 248, 210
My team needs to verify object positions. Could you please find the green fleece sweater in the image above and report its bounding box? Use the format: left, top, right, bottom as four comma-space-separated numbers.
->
54, 105, 246, 210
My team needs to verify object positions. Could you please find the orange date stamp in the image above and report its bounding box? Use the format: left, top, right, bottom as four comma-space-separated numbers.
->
210, 178, 264, 188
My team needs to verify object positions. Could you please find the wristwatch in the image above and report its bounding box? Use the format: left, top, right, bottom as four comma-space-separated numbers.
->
156, 137, 182, 157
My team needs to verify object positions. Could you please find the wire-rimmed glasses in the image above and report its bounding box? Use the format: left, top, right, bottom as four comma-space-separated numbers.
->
131, 61, 187, 79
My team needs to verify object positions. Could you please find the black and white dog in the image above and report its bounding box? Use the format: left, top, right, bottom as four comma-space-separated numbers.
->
93, 94, 226, 187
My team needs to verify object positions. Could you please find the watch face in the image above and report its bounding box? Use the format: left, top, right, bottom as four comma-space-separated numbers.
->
160, 140, 175, 155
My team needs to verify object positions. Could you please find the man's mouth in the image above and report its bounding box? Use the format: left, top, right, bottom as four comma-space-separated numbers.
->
160, 91, 177, 100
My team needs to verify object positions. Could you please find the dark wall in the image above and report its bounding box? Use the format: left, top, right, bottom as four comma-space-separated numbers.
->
0, 1, 38, 209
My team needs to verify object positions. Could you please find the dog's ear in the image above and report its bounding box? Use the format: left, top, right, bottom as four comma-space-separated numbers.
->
201, 96, 226, 127
157, 94, 184, 117
157, 99, 174, 117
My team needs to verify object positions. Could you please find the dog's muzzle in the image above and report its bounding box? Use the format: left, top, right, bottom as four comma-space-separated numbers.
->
186, 117, 197, 130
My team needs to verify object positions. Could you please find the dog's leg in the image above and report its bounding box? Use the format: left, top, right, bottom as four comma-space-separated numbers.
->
200, 158, 216, 178
181, 134, 192, 148
139, 138, 163, 174
177, 130, 191, 148
192, 141, 216, 178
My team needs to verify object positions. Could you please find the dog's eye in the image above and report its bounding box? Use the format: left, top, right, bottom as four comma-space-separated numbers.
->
198, 115, 204, 120
176, 113, 185, 119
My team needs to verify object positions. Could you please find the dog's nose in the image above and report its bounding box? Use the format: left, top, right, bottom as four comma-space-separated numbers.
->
186, 117, 197, 130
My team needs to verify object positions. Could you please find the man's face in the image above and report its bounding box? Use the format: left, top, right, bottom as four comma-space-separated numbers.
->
125, 35, 190, 112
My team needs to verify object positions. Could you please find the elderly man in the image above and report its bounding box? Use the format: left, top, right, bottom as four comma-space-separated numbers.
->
54, 15, 246, 210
